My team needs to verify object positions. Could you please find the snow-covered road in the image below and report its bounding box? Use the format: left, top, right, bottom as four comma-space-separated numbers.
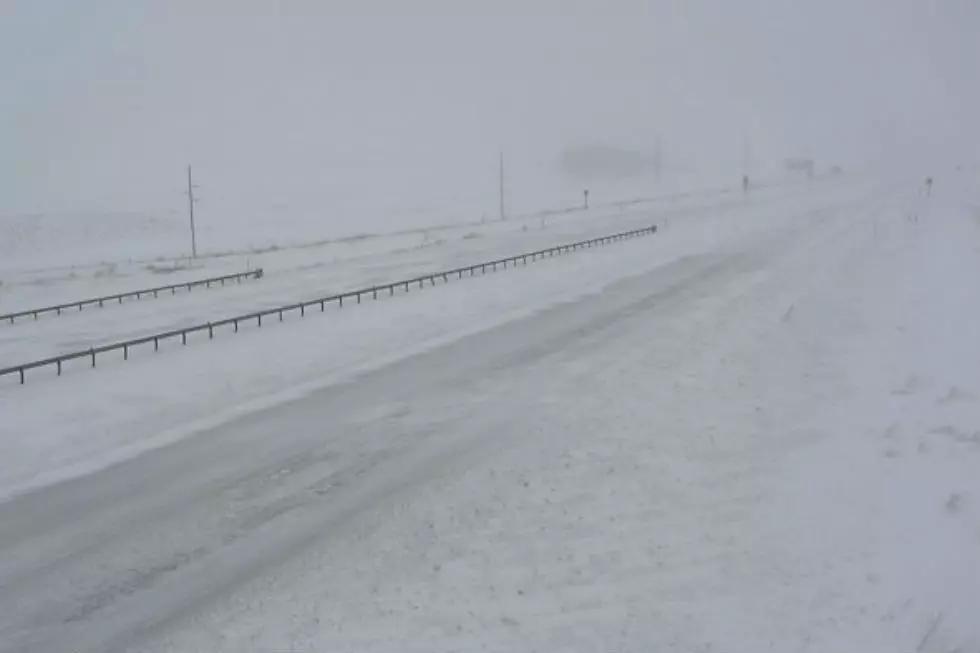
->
2, 176, 979, 652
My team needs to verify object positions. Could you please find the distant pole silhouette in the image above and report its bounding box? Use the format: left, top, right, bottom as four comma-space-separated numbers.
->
187, 165, 198, 258
654, 136, 662, 183
499, 151, 506, 221
742, 134, 751, 179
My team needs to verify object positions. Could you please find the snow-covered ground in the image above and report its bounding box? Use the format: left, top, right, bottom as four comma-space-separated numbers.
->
0, 178, 851, 499
2, 173, 979, 652
0, 173, 765, 278
0, 179, 822, 366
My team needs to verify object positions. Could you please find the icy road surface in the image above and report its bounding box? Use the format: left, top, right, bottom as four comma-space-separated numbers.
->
2, 178, 980, 652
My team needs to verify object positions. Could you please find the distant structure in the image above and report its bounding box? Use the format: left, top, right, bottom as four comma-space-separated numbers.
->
784, 158, 816, 178
559, 145, 652, 183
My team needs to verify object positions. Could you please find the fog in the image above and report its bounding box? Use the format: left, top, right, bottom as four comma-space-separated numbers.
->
2, 0, 977, 239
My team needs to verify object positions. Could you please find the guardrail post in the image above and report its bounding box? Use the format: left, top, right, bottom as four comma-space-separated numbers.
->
208, 322, 214, 338
124, 344, 128, 360
278, 310, 283, 322
390, 285, 395, 296
57, 307, 61, 316
182, 332, 188, 344
233, 320, 238, 333
357, 293, 361, 304
320, 300, 325, 312
57, 360, 62, 376
136, 292, 141, 300
34, 312, 38, 320
20, 368, 25, 384
339, 296, 344, 307
90, 348, 96, 368
418, 279, 423, 289
78, 304, 83, 312
373, 289, 378, 300
155, 336, 159, 350
300, 305, 305, 317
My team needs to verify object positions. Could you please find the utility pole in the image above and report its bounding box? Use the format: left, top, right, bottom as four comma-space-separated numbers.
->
186, 165, 198, 258
741, 135, 751, 178
499, 151, 506, 221
654, 136, 662, 184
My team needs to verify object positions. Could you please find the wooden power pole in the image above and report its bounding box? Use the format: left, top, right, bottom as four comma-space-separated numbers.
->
499, 151, 506, 221
187, 165, 198, 258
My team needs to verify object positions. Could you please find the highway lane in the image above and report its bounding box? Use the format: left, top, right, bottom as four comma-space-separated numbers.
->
0, 183, 888, 653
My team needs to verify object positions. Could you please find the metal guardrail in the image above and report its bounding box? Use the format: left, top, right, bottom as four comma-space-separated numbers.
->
0, 225, 656, 384
1, 269, 264, 324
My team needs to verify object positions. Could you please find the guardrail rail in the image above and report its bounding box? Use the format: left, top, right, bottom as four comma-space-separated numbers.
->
1, 269, 264, 324
0, 225, 656, 384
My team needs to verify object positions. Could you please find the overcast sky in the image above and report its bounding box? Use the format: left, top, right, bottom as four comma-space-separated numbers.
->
1, 0, 977, 224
